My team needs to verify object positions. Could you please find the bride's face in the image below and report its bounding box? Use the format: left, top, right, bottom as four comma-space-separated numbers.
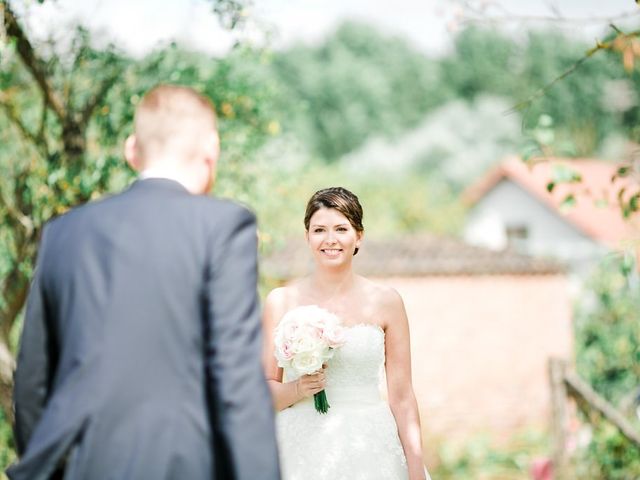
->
306, 207, 362, 267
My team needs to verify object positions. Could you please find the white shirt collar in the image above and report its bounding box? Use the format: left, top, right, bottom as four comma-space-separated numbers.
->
138, 168, 191, 191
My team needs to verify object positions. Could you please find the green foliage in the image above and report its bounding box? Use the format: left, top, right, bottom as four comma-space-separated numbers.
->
432, 430, 549, 480
208, 0, 251, 30
573, 257, 640, 478
269, 21, 448, 162
0, 40, 281, 230
576, 258, 640, 401
573, 422, 640, 480
0, 408, 15, 480
443, 27, 627, 157
261, 23, 638, 182
265, 161, 465, 240
441, 27, 517, 100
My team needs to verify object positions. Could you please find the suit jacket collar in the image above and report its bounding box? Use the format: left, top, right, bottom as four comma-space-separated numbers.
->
130, 177, 190, 194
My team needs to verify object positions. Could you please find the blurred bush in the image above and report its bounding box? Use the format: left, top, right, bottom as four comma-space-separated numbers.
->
572, 256, 640, 478
432, 429, 549, 480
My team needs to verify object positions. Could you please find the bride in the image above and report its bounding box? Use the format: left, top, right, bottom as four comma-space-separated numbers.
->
262, 187, 429, 480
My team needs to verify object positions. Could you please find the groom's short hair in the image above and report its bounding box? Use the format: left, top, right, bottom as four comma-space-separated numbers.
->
134, 84, 217, 163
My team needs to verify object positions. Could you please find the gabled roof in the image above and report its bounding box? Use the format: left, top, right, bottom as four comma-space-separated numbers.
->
463, 156, 639, 247
261, 235, 564, 280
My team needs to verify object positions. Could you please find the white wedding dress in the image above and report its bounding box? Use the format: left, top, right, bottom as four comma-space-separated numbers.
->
276, 324, 410, 480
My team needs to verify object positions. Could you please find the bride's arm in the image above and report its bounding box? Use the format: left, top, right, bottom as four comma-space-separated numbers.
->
383, 288, 427, 480
262, 289, 326, 411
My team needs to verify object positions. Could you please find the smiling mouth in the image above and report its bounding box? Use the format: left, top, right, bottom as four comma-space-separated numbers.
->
321, 248, 343, 257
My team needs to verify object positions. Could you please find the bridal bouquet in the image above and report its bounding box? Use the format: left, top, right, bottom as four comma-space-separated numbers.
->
274, 305, 346, 414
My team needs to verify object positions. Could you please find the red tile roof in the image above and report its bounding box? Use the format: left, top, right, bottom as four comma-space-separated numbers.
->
261, 235, 565, 280
463, 156, 639, 248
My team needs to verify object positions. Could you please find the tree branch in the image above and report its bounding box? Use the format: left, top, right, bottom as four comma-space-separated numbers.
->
0, 185, 35, 237
0, 90, 49, 159
461, 10, 640, 26
0, 91, 38, 145
0, 254, 31, 429
3, 0, 66, 122
454, 1, 640, 26
507, 29, 640, 115
80, 64, 124, 129
506, 48, 600, 115
0, 271, 29, 344
0, 225, 37, 343
37, 92, 49, 147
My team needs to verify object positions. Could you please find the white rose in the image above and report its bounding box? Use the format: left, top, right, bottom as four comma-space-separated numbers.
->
290, 333, 324, 355
291, 350, 324, 376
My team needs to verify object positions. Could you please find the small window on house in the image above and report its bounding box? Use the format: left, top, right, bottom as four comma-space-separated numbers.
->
505, 224, 529, 250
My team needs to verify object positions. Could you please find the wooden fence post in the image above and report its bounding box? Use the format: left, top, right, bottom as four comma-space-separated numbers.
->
549, 357, 569, 479
564, 371, 640, 447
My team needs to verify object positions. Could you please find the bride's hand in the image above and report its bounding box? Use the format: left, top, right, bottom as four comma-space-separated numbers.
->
295, 368, 326, 399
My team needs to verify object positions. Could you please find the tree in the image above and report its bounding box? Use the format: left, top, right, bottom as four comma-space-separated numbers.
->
269, 21, 448, 162
0, 0, 264, 425
0, 0, 128, 422
445, 1, 640, 219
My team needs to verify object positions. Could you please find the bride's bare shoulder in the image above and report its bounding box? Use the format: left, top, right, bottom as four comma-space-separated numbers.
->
357, 276, 405, 320
265, 278, 310, 318
357, 276, 401, 302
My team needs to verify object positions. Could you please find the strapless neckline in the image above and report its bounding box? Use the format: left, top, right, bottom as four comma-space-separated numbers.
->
342, 322, 384, 334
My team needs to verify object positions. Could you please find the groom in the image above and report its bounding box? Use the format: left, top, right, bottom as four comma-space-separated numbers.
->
8, 85, 280, 480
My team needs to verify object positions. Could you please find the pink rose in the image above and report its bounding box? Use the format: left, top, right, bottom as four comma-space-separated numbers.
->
323, 326, 346, 348
281, 342, 294, 360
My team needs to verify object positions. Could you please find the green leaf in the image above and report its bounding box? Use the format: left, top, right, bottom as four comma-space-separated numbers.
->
538, 114, 553, 127
617, 187, 627, 204
521, 142, 541, 161
616, 166, 631, 178
552, 164, 582, 184
534, 128, 555, 146
560, 193, 576, 211
546, 182, 555, 193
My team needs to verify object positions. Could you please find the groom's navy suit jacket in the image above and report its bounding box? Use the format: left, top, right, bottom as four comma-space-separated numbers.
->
7, 178, 280, 480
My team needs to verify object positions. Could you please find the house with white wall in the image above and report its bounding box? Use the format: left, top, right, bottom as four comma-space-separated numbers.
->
463, 157, 637, 272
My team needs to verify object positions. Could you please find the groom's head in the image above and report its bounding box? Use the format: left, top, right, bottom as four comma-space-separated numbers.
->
125, 84, 220, 194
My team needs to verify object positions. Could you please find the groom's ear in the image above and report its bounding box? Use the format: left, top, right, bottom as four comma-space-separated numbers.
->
124, 135, 141, 172
204, 131, 220, 167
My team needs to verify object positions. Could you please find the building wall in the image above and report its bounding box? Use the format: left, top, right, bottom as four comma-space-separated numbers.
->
373, 274, 572, 444
464, 180, 606, 266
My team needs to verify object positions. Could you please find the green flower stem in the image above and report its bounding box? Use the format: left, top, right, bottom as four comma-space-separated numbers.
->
314, 390, 330, 414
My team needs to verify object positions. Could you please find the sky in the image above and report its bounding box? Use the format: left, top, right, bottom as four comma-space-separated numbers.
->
19, 0, 640, 58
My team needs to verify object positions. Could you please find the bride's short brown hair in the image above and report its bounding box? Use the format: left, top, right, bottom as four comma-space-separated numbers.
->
304, 187, 364, 255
